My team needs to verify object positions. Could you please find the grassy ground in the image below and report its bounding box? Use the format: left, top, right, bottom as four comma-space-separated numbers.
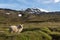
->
0, 8, 60, 40
0, 22, 60, 40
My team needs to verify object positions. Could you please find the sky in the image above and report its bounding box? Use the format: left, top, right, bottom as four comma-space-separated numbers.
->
0, 0, 60, 12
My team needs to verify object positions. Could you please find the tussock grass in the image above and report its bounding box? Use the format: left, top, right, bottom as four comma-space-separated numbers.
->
0, 22, 60, 40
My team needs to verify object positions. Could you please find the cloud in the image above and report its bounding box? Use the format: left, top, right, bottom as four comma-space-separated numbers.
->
54, 0, 60, 3
41, 0, 60, 4
43, 0, 52, 4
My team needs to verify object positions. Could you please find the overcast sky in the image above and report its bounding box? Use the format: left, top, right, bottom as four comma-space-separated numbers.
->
0, 0, 60, 12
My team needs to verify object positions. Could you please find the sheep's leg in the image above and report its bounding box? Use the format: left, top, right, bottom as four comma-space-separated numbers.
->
19, 28, 23, 33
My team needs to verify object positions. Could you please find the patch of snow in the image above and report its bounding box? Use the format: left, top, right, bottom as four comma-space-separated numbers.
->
39, 8, 49, 12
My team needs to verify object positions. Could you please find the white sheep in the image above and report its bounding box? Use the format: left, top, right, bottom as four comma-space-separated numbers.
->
9, 24, 23, 33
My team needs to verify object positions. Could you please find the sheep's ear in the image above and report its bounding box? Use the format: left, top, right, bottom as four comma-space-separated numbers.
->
20, 24, 23, 25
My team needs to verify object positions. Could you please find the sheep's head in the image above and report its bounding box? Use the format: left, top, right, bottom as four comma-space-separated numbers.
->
19, 24, 23, 28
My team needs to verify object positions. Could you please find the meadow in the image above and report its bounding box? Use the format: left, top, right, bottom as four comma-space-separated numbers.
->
0, 22, 60, 40
0, 8, 60, 40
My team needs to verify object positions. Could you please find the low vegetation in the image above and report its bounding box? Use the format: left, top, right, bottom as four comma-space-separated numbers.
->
0, 8, 60, 40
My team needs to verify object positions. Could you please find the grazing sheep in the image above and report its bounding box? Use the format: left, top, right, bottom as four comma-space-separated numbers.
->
9, 24, 23, 33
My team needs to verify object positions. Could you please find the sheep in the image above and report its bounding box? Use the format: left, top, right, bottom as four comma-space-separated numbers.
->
9, 24, 23, 33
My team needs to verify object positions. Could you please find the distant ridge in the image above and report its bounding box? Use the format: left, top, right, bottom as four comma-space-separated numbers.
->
0, 8, 60, 22
0, 8, 18, 12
